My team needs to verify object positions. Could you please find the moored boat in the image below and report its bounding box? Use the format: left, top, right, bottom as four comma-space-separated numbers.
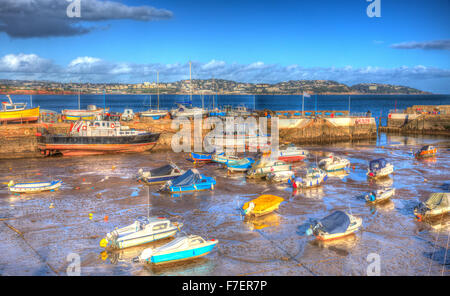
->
305, 211, 362, 241
246, 159, 291, 178
99, 216, 183, 250
277, 146, 308, 162
137, 164, 185, 184
414, 193, 450, 221
7, 179, 62, 193
211, 152, 240, 165
318, 154, 350, 172
266, 170, 295, 182
364, 188, 395, 204
189, 152, 213, 162
242, 195, 284, 217
0, 95, 39, 123
140, 109, 169, 120
37, 120, 160, 156
136, 234, 218, 264
367, 158, 394, 178
171, 104, 208, 118
62, 105, 107, 121
159, 169, 216, 193
226, 157, 255, 172
292, 168, 327, 188
415, 145, 437, 159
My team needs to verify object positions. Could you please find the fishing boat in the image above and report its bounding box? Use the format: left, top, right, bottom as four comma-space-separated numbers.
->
364, 188, 395, 204
415, 145, 437, 159
7, 179, 62, 193
136, 234, 218, 265
62, 105, 107, 121
171, 103, 208, 118
367, 158, 394, 178
226, 157, 255, 172
140, 110, 169, 120
159, 169, 216, 193
305, 211, 362, 241
318, 155, 350, 172
266, 170, 295, 182
292, 168, 327, 188
277, 146, 308, 162
37, 120, 160, 156
0, 95, 39, 123
211, 152, 240, 165
246, 159, 291, 178
137, 164, 185, 184
414, 193, 450, 221
99, 216, 183, 250
242, 195, 284, 217
189, 152, 213, 162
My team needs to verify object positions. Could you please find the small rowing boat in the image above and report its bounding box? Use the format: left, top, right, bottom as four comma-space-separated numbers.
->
318, 154, 350, 172
7, 179, 62, 193
137, 164, 184, 184
415, 145, 437, 159
189, 152, 213, 162
414, 193, 450, 221
364, 188, 395, 204
242, 195, 284, 217
159, 169, 216, 193
367, 158, 394, 178
99, 216, 183, 249
305, 211, 362, 241
136, 234, 218, 265
277, 146, 308, 162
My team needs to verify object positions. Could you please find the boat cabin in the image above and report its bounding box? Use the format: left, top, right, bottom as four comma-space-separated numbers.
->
136, 216, 171, 232
70, 120, 146, 137
1, 95, 27, 112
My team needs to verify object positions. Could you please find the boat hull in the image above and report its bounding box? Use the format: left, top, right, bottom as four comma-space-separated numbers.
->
0, 107, 40, 123
116, 229, 178, 249
38, 133, 160, 156
140, 175, 182, 185
278, 155, 306, 162
9, 179, 62, 193
150, 243, 217, 265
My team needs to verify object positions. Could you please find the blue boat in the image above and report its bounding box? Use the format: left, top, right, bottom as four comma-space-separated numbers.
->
189, 152, 213, 162
159, 169, 216, 193
137, 164, 185, 184
137, 235, 218, 265
226, 157, 255, 172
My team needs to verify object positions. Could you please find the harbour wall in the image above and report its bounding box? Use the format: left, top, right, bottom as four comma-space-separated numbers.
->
380, 111, 450, 136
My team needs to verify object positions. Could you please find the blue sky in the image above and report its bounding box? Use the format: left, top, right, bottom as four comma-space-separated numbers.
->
0, 0, 449, 92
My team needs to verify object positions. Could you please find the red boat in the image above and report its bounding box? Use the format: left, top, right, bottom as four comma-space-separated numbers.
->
277, 146, 308, 162
38, 120, 160, 156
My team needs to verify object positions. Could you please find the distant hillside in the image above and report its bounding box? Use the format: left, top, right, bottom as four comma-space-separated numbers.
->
0, 79, 430, 95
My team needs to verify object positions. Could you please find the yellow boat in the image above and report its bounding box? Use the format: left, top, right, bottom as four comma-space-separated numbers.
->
242, 195, 284, 217
0, 95, 39, 123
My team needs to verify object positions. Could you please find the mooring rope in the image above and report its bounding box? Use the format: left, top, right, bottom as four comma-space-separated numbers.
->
427, 213, 445, 276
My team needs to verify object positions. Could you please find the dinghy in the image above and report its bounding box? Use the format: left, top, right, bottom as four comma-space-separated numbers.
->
7, 179, 62, 193
137, 164, 184, 184
364, 188, 395, 204
415, 145, 437, 159
292, 168, 327, 188
136, 234, 218, 265
189, 152, 213, 162
99, 216, 183, 249
414, 193, 450, 221
159, 169, 216, 193
318, 155, 350, 172
247, 159, 291, 178
367, 158, 394, 178
226, 157, 255, 172
305, 211, 362, 241
277, 146, 308, 162
242, 195, 284, 217
266, 170, 295, 182
211, 152, 240, 165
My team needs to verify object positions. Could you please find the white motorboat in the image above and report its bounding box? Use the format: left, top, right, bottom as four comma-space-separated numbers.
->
367, 158, 394, 178
318, 155, 350, 172
364, 188, 395, 204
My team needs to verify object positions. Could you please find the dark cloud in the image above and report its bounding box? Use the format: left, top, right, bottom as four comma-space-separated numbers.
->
390, 40, 450, 50
0, 0, 173, 38
1, 54, 450, 93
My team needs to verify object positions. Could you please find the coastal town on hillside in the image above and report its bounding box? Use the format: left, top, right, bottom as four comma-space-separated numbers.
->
0, 79, 429, 95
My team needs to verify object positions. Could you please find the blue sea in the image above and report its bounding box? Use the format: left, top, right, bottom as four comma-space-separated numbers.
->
3, 94, 450, 119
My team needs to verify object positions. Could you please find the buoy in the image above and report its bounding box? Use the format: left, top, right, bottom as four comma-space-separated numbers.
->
49, 203, 54, 209
112, 166, 116, 170
96, 193, 102, 198
89, 213, 93, 220
104, 215, 109, 222
75, 187, 80, 190
82, 178, 86, 182
99, 239, 108, 248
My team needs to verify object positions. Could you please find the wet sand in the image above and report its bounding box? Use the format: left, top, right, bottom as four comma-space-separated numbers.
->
0, 133, 449, 276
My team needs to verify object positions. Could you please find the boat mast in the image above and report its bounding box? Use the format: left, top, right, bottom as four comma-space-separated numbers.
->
78, 88, 81, 110
30, 94, 32, 108
189, 61, 192, 106
157, 71, 160, 111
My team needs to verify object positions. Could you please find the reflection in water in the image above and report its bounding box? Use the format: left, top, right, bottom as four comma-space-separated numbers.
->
292, 187, 325, 199
244, 213, 281, 231
312, 233, 360, 255
369, 176, 394, 187
326, 170, 349, 180
144, 257, 215, 276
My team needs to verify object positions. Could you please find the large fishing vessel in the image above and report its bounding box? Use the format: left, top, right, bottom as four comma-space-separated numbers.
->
37, 120, 160, 156
0, 95, 39, 123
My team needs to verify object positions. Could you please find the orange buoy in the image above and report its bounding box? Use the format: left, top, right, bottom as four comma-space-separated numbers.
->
104, 215, 109, 222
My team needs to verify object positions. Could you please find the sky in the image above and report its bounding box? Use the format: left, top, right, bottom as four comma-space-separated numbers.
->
0, 0, 449, 93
